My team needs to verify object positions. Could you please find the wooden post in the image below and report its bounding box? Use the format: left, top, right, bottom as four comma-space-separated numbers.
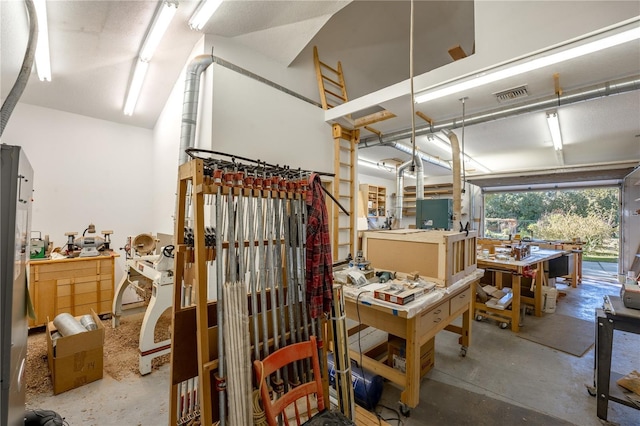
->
169, 168, 188, 425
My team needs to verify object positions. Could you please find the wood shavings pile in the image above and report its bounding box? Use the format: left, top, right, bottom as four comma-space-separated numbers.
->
25, 310, 172, 397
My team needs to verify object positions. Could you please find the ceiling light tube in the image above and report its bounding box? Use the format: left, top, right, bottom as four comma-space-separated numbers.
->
465, 156, 491, 173
415, 25, 640, 104
546, 111, 563, 150
430, 133, 453, 153
431, 133, 491, 172
139, 1, 178, 62
124, 59, 149, 116
189, 0, 223, 30
33, 0, 51, 81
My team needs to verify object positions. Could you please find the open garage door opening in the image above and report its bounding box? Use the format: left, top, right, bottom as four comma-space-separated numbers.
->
482, 186, 621, 283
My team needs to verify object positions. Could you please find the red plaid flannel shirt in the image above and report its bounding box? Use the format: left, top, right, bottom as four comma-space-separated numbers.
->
305, 173, 333, 318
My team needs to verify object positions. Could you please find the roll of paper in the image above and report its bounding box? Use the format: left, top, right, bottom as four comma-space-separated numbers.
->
53, 313, 87, 336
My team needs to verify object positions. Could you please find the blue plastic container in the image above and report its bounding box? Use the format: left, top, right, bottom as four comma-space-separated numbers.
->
327, 353, 383, 410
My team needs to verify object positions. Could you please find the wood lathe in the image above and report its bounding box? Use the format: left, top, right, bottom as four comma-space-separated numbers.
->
112, 233, 174, 375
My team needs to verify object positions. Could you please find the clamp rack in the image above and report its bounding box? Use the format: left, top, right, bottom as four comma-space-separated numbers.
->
169, 149, 329, 426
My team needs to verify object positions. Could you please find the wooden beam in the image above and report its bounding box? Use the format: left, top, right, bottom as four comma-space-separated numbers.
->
354, 110, 396, 128
554, 73, 563, 96
363, 126, 382, 137
415, 111, 434, 126
448, 45, 468, 61
333, 123, 358, 141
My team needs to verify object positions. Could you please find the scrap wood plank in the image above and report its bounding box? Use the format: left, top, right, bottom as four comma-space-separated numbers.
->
448, 45, 468, 61
355, 405, 391, 425
630, 243, 640, 272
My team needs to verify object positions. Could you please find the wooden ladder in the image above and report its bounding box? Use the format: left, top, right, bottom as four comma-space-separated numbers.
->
313, 46, 396, 129
314, 47, 395, 260
331, 124, 358, 261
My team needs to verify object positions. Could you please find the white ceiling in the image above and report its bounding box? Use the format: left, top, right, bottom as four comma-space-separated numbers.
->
1, 0, 639, 183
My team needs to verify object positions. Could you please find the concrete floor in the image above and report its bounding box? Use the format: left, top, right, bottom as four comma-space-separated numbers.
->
27, 277, 639, 425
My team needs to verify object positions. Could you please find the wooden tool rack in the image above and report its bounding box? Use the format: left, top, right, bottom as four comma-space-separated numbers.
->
169, 154, 329, 426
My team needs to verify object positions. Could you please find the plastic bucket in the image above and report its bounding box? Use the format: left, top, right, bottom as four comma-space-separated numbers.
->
542, 287, 558, 313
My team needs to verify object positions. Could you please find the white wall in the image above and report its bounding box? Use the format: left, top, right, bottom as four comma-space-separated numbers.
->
2, 103, 154, 282
150, 36, 333, 297
207, 65, 331, 172
151, 35, 332, 233
151, 38, 206, 234
204, 34, 319, 103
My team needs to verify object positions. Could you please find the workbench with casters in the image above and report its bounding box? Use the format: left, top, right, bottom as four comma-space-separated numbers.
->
475, 249, 565, 332
342, 271, 483, 415
591, 296, 640, 421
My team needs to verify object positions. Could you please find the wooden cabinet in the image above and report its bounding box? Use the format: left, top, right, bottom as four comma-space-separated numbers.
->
359, 184, 386, 217
28, 253, 119, 327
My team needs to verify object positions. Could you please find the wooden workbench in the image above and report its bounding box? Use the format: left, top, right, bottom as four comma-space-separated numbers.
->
475, 249, 565, 332
27, 252, 119, 327
478, 238, 583, 287
343, 271, 482, 410
536, 242, 583, 287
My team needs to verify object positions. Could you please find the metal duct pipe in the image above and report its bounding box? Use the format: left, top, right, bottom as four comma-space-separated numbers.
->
178, 54, 214, 165
360, 75, 640, 149
361, 139, 451, 170
0, 0, 37, 138
442, 129, 462, 223
395, 154, 420, 226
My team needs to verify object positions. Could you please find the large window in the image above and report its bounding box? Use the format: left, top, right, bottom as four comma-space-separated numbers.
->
483, 187, 619, 261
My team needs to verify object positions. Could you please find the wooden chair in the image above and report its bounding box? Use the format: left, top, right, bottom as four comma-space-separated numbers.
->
253, 336, 325, 426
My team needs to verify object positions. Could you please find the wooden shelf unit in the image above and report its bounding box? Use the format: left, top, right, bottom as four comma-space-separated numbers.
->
28, 253, 119, 327
360, 184, 386, 217
402, 185, 453, 217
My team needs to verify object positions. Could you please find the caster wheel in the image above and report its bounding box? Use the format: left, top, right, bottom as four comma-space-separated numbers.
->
586, 384, 596, 397
460, 346, 467, 357
475, 314, 484, 322
499, 322, 508, 329
399, 402, 411, 417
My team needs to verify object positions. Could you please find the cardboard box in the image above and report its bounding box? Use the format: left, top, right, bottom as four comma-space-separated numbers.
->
387, 335, 434, 379
47, 310, 104, 394
363, 229, 477, 286
374, 285, 426, 305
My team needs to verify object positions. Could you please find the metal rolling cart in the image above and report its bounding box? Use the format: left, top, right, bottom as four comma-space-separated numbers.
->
591, 295, 640, 421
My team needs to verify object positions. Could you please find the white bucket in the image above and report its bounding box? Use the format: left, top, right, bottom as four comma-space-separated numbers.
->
542, 287, 558, 313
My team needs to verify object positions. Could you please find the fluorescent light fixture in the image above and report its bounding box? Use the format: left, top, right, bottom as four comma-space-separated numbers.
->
546, 110, 563, 150
415, 25, 640, 104
124, 59, 149, 116
358, 159, 394, 173
139, 1, 178, 62
33, 0, 51, 81
189, 0, 223, 30
429, 133, 491, 173
430, 133, 453, 153
465, 157, 491, 173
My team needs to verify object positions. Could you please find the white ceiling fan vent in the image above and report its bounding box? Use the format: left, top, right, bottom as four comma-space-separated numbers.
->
493, 85, 529, 103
